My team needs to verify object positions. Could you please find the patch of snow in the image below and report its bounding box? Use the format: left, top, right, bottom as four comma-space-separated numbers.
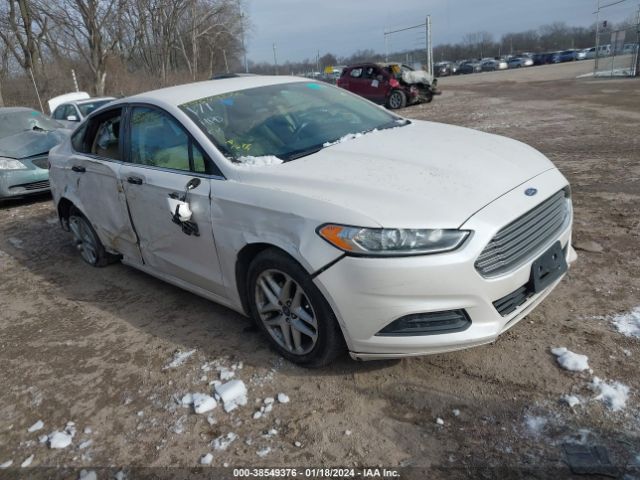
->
0, 460, 13, 469
257, 446, 271, 457
8, 237, 23, 248
200, 453, 213, 465
277, 393, 290, 404
114, 471, 126, 480
452, 409, 460, 417
215, 380, 248, 413
49, 431, 72, 449
236, 155, 283, 166
207, 415, 216, 425
79, 440, 93, 450
20, 454, 34, 468
344, 429, 352, 436
79, 469, 97, 480
38, 435, 48, 444
83, 427, 92, 435
263, 397, 274, 405
252, 411, 262, 420
163, 349, 196, 369
551, 347, 590, 372
610, 307, 640, 338
323, 132, 363, 148
264, 404, 273, 413
590, 377, 630, 411
435, 418, 444, 426
294, 441, 302, 448
170, 415, 187, 435
137, 410, 144, 417
192, 394, 217, 414
219, 368, 235, 381
211, 432, 237, 451
28, 420, 44, 432
524, 415, 547, 436
562, 395, 582, 408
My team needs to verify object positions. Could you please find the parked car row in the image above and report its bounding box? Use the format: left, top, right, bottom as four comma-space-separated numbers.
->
1, 94, 115, 201
434, 42, 638, 77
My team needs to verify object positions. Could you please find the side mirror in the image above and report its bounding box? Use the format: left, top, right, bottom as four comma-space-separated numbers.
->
66, 115, 78, 122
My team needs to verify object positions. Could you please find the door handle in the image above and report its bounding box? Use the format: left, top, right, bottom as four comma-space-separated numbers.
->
71, 165, 85, 173
127, 176, 143, 185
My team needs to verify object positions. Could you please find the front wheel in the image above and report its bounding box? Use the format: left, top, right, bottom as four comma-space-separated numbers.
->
387, 89, 407, 109
247, 249, 345, 367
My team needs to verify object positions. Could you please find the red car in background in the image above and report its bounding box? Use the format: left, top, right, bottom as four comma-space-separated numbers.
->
337, 62, 439, 109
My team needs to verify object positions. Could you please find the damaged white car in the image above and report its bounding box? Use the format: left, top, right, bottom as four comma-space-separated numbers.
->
49, 76, 576, 366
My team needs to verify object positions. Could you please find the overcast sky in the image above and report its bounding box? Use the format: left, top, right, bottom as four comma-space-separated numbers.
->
244, 0, 636, 63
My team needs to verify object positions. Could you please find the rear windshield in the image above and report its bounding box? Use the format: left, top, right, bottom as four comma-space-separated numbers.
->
77, 99, 113, 116
179, 81, 403, 162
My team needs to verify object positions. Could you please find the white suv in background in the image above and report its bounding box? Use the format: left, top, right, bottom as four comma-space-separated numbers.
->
48, 76, 577, 366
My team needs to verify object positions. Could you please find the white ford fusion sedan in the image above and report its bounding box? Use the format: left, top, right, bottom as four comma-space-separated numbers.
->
49, 75, 576, 367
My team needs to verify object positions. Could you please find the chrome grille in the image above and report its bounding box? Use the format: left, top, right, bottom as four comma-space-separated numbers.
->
10, 180, 50, 191
475, 189, 570, 277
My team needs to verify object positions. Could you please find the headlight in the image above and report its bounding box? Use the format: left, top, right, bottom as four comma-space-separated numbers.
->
317, 224, 470, 256
0, 158, 28, 170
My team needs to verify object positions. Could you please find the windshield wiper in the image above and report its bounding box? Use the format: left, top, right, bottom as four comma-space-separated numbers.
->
376, 118, 411, 131
279, 144, 325, 161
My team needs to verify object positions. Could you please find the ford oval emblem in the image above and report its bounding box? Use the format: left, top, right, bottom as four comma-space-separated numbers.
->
525, 188, 538, 196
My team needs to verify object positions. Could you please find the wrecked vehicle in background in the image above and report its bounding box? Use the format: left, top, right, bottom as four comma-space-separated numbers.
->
337, 62, 439, 109
0, 107, 69, 200
49, 76, 575, 367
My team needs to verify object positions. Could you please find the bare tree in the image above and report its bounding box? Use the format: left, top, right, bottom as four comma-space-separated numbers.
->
43, 0, 125, 95
0, 0, 48, 75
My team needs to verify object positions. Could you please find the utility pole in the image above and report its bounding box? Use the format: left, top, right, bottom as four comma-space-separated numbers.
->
223, 49, 229, 73
385, 28, 389, 62
240, 9, 248, 73
595, 0, 601, 71
71, 69, 79, 92
426, 15, 433, 76
273, 43, 278, 75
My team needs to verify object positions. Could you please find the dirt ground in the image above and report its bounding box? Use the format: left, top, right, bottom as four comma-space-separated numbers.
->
1, 65, 639, 479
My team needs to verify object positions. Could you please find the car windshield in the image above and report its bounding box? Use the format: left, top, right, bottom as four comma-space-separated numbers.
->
77, 99, 112, 116
0, 109, 63, 139
180, 81, 406, 162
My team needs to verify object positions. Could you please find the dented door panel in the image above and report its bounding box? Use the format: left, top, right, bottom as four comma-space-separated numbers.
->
120, 166, 225, 296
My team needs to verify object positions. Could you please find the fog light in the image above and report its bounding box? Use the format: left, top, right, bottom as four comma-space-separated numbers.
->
376, 310, 471, 336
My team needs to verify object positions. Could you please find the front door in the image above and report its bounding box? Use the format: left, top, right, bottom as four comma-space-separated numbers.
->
120, 105, 225, 296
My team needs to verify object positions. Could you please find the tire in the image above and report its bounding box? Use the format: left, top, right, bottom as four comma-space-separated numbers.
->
387, 89, 407, 110
68, 207, 117, 267
246, 248, 345, 367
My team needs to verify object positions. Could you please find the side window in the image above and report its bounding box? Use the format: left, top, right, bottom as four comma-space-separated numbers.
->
130, 106, 207, 173
191, 143, 206, 174
349, 68, 363, 78
89, 110, 122, 160
71, 123, 88, 152
52, 106, 65, 120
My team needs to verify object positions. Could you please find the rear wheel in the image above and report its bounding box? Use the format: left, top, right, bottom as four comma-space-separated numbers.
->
387, 90, 407, 109
68, 207, 116, 267
247, 249, 345, 367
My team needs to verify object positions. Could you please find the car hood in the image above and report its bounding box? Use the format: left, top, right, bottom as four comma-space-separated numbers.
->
233, 120, 556, 228
0, 129, 69, 159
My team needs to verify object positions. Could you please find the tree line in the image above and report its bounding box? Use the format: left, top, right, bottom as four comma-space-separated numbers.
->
0, 0, 247, 108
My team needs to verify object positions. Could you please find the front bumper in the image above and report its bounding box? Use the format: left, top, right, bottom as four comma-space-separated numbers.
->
313, 169, 576, 360
0, 156, 50, 199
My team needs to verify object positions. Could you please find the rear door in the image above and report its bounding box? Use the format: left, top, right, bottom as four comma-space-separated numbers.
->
119, 105, 226, 296
66, 107, 142, 262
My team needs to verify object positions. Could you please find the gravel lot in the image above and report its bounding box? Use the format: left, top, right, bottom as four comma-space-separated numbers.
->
1, 64, 639, 479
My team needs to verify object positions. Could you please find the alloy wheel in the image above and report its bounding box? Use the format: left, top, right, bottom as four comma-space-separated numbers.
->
389, 92, 402, 109
69, 215, 98, 265
254, 269, 318, 355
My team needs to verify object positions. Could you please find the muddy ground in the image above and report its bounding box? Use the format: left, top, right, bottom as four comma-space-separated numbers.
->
1, 65, 639, 479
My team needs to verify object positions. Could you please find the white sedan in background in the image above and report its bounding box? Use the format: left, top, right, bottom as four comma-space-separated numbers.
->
48, 76, 576, 366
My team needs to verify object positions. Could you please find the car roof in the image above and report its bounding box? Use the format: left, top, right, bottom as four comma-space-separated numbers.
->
122, 76, 307, 107
74, 97, 116, 105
